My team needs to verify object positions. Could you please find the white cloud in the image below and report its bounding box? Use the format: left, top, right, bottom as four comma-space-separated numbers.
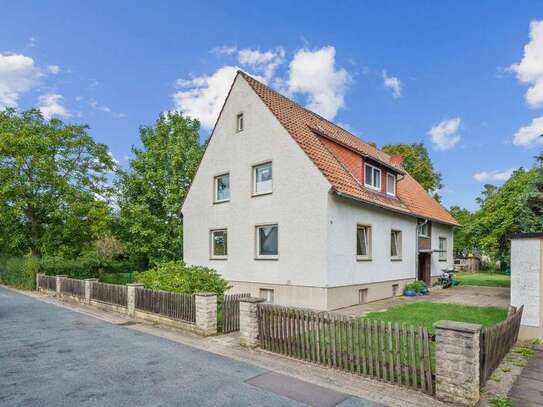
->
428, 117, 461, 150
473, 168, 515, 182
37, 93, 71, 120
173, 65, 239, 129
0, 53, 42, 108
382, 71, 402, 98
287, 46, 350, 120
513, 116, 543, 146
509, 20, 543, 108
88, 98, 112, 113
47, 65, 61, 74
237, 47, 285, 81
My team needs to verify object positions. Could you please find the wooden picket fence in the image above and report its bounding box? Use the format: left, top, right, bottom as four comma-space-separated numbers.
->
90, 281, 128, 307
135, 288, 196, 323
60, 277, 85, 298
257, 304, 435, 395
221, 293, 250, 333
480, 305, 524, 385
37, 274, 56, 291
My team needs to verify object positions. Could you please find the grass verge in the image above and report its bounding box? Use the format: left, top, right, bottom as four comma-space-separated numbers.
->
455, 272, 510, 288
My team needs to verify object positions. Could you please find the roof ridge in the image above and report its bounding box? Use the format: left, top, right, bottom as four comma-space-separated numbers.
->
238, 70, 394, 163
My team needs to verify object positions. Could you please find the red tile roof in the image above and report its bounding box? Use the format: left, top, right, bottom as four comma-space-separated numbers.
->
239, 71, 459, 226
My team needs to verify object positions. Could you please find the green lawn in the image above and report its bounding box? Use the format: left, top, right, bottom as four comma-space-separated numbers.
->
364, 301, 508, 334
455, 272, 510, 288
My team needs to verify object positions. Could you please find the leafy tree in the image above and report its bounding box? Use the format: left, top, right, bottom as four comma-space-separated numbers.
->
118, 111, 204, 266
0, 108, 116, 257
519, 154, 543, 232
381, 143, 443, 198
448, 206, 475, 255
475, 184, 498, 206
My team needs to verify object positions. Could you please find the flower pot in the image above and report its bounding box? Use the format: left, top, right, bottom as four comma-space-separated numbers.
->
403, 289, 417, 297
420, 287, 429, 295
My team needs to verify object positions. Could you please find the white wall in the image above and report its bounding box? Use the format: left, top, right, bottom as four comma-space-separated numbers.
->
182, 75, 331, 287
430, 222, 454, 276
511, 238, 541, 328
326, 194, 418, 286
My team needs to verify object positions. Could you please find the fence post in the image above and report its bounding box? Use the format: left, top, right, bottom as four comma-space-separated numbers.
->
55, 275, 67, 296
127, 283, 144, 317
434, 320, 482, 406
84, 278, 98, 304
239, 297, 266, 348
195, 293, 217, 336
35, 272, 42, 290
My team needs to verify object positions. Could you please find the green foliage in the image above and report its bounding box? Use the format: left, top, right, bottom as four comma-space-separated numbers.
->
488, 395, 513, 407
448, 206, 476, 254
0, 256, 39, 290
39, 254, 139, 279
99, 272, 134, 285
0, 108, 117, 257
381, 143, 443, 198
404, 280, 427, 293
134, 261, 230, 295
118, 111, 204, 267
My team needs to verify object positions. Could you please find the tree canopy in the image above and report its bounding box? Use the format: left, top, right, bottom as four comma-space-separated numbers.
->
0, 108, 116, 257
117, 111, 204, 267
381, 143, 443, 198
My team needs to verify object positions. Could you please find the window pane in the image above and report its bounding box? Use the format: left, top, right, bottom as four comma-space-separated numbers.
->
212, 230, 227, 256
387, 174, 395, 194
255, 163, 272, 194
365, 165, 373, 186
391, 232, 397, 257
216, 174, 230, 201
237, 113, 244, 131
259, 225, 278, 255
357, 227, 368, 256
374, 168, 381, 189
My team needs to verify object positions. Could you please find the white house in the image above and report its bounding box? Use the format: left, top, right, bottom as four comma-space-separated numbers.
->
182, 71, 458, 311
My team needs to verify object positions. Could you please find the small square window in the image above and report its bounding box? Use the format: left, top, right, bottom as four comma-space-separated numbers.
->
253, 162, 272, 195
356, 225, 372, 260
391, 230, 402, 260
214, 173, 230, 202
439, 237, 447, 261
364, 164, 381, 190
387, 173, 396, 196
236, 113, 244, 132
210, 229, 227, 259
259, 288, 274, 304
359, 288, 368, 304
256, 224, 278, 259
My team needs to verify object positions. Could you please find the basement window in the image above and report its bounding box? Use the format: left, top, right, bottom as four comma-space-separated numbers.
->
259, 288, 274, 304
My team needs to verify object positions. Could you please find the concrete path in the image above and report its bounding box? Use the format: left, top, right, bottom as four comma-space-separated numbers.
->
335, 286, 510, 317
0, 286, 383, 407
508, 345, 543, 406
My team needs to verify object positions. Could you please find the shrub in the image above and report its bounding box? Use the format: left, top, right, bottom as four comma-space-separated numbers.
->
134, 261, 231, 295
0, 256, 40, 290
404, 280, 427, 293
39, 254, 140, 279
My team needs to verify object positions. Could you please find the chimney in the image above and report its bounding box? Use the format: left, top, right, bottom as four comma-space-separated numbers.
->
390, 154, 403, 168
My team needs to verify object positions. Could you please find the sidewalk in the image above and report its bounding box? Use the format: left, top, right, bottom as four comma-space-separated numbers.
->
12, 287, 446, 407
509, 344, 543, 406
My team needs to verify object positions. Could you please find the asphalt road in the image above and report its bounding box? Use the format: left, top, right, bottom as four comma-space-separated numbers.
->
0, 287, 381, 407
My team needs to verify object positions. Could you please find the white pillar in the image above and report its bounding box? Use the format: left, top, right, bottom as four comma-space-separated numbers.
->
55, 275, 67, 296
84, 278, 98, 304
127, 283, 144, 317
239, 297, 266, 348
195, 293, 217, 336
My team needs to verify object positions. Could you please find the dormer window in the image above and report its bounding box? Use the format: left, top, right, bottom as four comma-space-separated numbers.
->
386, 173, 396, 196
364, 163, 381, 191
236, 113, 244, 132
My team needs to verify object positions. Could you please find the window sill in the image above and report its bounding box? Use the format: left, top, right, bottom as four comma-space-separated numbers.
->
254, 256, 279, 261
213, 199, 230, 205
390, 258, 403, 262
438, 259, 447, 262
364, 184, 381, 191
251, 191, 273, 198
210, 256, 228, 260
356, 256, 372, 262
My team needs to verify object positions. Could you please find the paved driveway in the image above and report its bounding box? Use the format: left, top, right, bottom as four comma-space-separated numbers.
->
0, 287, 379, 407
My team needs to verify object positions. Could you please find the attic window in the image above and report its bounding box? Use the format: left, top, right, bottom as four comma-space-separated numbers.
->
236, 113, 244, 132
386, 173, 396, 196
364, 163, 381, 191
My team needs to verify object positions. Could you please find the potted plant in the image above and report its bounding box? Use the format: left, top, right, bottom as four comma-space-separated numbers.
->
403, 280, 428, 296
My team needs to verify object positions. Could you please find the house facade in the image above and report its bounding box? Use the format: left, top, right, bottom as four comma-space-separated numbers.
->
182, 71, 458, 311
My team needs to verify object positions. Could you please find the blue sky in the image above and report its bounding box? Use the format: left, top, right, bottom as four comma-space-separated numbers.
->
1, 1, 543, 211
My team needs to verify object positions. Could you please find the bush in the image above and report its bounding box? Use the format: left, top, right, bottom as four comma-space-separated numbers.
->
404, 280, 427, 293
39, 254, 140, 279
0, 256, 40, 290
134, 261, 231, 295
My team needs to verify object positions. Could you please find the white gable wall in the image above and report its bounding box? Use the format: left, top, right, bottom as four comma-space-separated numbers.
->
431, 222, 454, 276
182, 76, 331, 289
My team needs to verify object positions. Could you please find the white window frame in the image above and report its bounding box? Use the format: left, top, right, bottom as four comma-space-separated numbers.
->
255, 223, 279, 260
390, 229, 402, 260
439, 237, 447, 261
252, 162, 273, 196
418, 222, 429, 238
386, 173, 396, 196
259, 288, 274, 304
236, 112, 244, 132
364, 163, 381, 191
210, 229, 228, 259
214, 173, 230, 203
356, 224, 372, 260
